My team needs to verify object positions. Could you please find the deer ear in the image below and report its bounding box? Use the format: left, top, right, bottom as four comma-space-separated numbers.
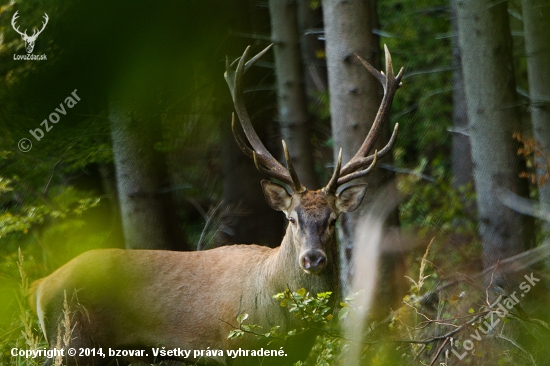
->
336, 184, 367, 212
261, 180, 292, 212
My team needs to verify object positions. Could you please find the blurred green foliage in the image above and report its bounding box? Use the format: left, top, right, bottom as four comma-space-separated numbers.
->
229, 288, 357, 366
0, 0, 237, 351
0, 0, 545, 364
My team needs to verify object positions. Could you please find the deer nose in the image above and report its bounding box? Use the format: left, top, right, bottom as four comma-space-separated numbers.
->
300, 250, 327, 274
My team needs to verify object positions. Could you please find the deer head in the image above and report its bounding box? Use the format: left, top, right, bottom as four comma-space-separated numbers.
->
225, 45, 403, 274
11, 11, 49, 54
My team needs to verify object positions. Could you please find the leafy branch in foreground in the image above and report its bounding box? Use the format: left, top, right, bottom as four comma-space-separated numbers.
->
227, 288, 342, 343
275, 288, 334, 326
226, 289, 364, 366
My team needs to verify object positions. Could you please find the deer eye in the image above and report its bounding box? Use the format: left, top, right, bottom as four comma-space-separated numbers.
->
288, 217, 296, 224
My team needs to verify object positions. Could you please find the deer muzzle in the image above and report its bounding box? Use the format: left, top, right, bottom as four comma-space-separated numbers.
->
299, 249, 327, 274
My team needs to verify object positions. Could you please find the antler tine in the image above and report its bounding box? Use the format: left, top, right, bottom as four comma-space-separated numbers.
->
338, 45, 402, 179
11, 11, 27, 36
322, 46, 402, 193
225, 45, 302, 191
338, 150, 378, 186
282, 140, 305, 193
36, 13, 49, 36
244, 44, 273, 73
322, 148, 342, 195
337, 123, 399, 184
228, 43, 273, 71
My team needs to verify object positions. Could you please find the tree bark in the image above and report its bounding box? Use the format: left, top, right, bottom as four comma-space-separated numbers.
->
322, 0, 380, 286
455, 0, 534, 275
322, 0, 402, 315
450, 0, 473, 189
449, 0, 476, 252
219, 0, 285, 249
297, 0, 327, 101
522, 0, 550, 229
110, 96, 187, 250
220, 117, 284, 248
269, 0, 318, 188
97, 163, 124, 246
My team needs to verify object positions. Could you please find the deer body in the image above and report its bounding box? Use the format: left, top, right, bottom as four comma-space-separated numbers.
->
31, 45, 402, 365
33, 191, 341, 365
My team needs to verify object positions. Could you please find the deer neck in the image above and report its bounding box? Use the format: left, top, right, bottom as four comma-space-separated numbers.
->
264, 225, 340, 297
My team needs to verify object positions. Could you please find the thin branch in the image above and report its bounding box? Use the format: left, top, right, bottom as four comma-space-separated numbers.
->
197, 201, 224, 251
227, 30, 271, 41
429, 337, 450, 366
496, 334, 537, 366
42, 138, 81, 195
187, 198, 208, 220
402, 65, 453, 79
378, 164, 436, 182
499, 189, 550, 222
394, 313, 484, 344
407, 343, 427, 365
42, 120, 98, 195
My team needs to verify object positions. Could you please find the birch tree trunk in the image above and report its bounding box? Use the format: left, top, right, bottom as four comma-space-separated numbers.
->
450, 0, 473, 189
269, 0, 318, 188
297, 0, 327, 101
455, 0, 534, 278
522, 0, 550, 231
322, 0, 402, 314
449, 0, 475, 251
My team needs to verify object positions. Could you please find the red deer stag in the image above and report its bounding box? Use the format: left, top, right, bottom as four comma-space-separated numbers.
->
30, 45, 402, 366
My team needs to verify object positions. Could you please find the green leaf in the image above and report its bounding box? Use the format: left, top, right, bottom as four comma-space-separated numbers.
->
236, 313, 248, 324
228, 329, 244, 339
338, 307, 350, 321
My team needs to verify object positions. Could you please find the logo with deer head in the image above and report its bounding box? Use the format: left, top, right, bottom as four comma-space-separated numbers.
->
11, 11, 49, 54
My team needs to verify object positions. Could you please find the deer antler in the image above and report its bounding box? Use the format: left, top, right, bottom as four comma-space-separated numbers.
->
31, 13, 49, 39
11, 11, 48, 39
225, 45, 306, 193
323, 45, 403, 194
11, 11, 27, 37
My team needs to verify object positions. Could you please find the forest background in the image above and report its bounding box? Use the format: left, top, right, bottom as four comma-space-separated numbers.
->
1, 0, 550, 364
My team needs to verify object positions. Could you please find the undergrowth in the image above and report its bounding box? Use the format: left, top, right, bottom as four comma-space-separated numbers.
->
227, 242, 550, 366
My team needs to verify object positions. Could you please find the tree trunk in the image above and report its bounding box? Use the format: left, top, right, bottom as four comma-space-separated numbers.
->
522, 0, 550, 229
97, 163, 124, 246
110, 96, 187, 250
269, 0, 318, 188
219, 0, 285, 249
450, 0, 473, 189
449, 0, 475, 252
455, 0, 534, 277
297, 0, 327, 101
220, 117, 285, 248
322, 0, 402, 315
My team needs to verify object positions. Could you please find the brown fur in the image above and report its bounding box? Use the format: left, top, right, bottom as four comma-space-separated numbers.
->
31, 186, 367, 366
29, 279, 40, 314
300, 191, 329, 212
